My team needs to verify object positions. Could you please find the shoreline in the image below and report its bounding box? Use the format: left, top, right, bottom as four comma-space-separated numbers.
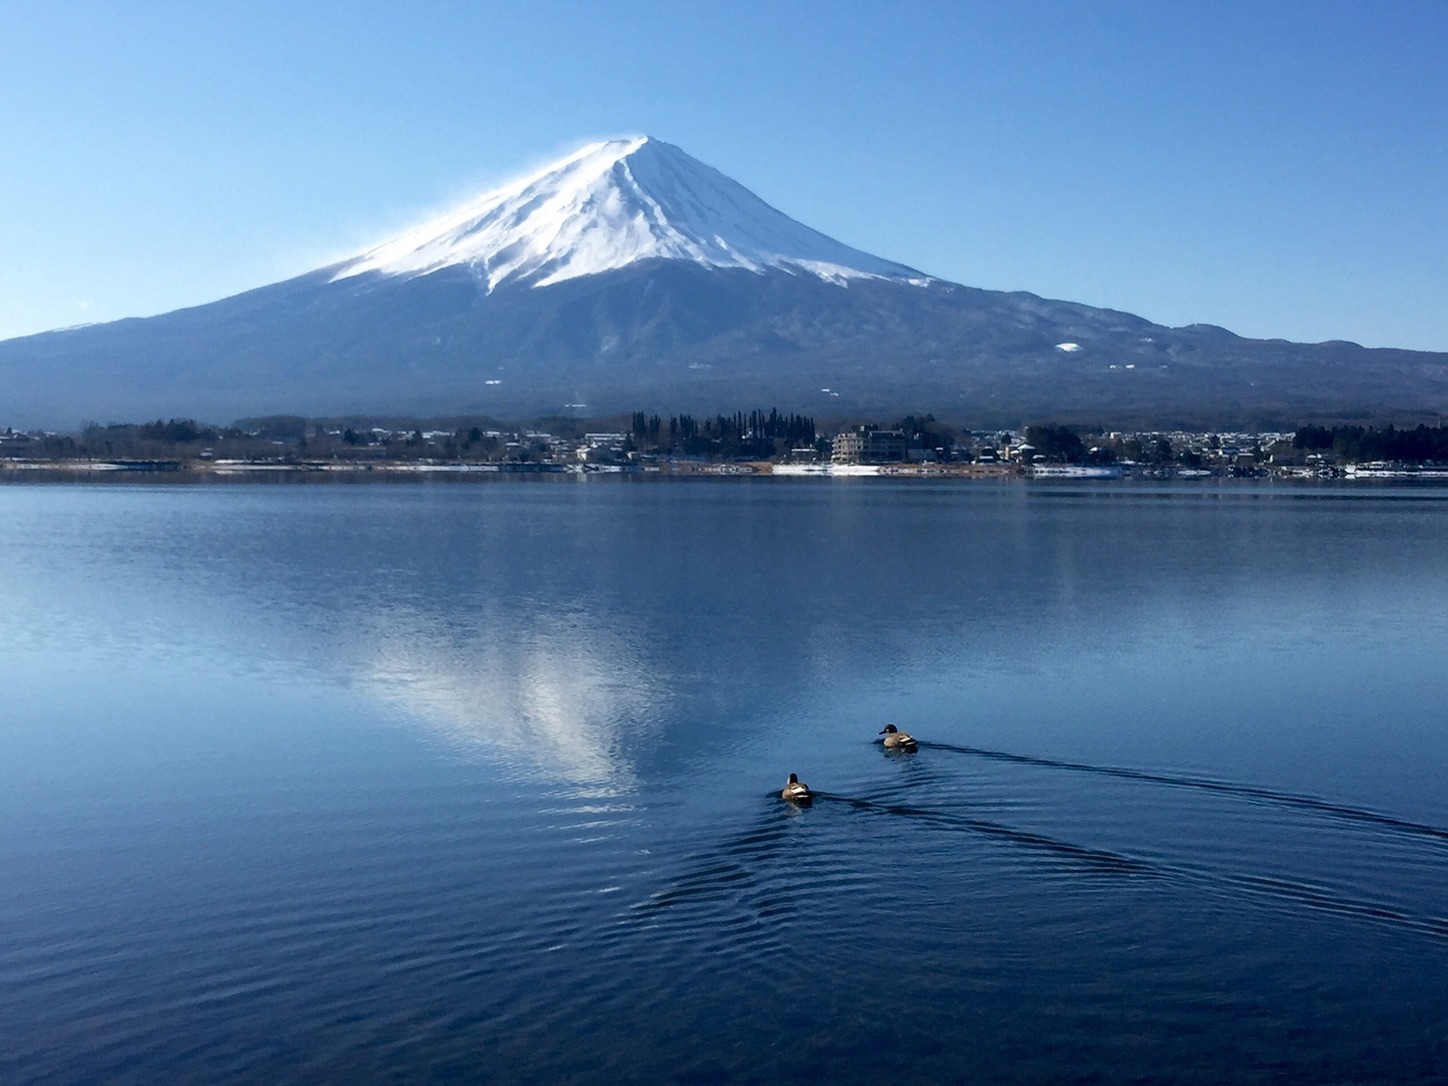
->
5, 458, 1448, 484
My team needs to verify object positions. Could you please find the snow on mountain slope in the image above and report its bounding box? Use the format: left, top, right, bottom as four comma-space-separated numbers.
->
333, 137, 930, 290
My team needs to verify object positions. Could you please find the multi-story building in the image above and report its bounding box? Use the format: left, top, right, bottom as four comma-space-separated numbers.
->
831, 426, 907, 464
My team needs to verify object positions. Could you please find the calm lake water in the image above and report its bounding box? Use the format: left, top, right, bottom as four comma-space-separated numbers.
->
2, 478, 1446, 1084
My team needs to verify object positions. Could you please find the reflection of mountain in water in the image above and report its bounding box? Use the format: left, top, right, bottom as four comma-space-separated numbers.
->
358, 609, 666, 793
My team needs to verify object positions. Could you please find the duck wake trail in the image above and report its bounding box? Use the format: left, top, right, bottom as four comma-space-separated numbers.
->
918, 741, 1448, 848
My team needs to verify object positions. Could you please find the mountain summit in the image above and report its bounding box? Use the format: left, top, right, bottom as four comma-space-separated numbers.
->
333, 136, 928, 290
2, 137, 1446, 428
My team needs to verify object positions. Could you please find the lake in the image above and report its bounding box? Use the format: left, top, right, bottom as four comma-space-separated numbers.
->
2, 478, 1446, 1084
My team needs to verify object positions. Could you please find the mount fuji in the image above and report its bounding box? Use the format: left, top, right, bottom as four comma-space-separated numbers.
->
3, 136, 1447, 428
332, 137, 927, 291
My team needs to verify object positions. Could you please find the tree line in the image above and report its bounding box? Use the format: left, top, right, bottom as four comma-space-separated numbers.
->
1293, 424, 1448, 463
631, 409, 817, 458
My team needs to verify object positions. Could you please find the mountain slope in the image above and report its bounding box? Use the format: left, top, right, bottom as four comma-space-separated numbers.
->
2, 137, 1446, 428
333, 137, 927, 289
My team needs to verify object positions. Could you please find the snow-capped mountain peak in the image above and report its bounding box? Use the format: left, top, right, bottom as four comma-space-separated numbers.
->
333, 136, 929, 290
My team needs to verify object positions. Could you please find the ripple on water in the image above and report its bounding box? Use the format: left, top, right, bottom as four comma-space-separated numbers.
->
6, 483, 1448, 1085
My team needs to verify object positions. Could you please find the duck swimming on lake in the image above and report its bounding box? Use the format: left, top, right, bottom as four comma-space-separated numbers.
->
878, 724, 918, 752
781, 772, 812, 803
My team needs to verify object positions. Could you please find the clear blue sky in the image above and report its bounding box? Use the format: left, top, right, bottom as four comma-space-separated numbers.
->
3, 0, 1446, 349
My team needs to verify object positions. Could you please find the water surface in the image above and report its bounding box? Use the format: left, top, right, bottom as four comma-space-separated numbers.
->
2, 479, 1446, 1083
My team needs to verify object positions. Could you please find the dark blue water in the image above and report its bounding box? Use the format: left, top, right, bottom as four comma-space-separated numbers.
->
2, 479, 1445, 1084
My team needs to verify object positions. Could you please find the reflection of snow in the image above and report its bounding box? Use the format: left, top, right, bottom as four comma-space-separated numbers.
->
360, 614, 661, 792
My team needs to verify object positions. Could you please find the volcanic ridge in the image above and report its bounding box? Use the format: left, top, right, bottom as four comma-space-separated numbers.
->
2, 136, 1446, 428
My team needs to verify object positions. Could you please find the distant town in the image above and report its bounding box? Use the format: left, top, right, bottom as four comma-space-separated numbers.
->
3, 413, 1448, 480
